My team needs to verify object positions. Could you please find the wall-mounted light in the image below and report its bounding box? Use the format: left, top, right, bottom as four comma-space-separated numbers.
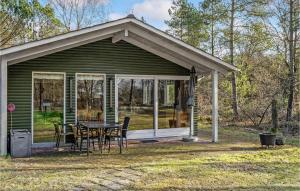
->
69, 77, 74, 112
109, 78, 113, 109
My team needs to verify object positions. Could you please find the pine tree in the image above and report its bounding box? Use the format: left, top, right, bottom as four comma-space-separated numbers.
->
221, 0, 269, 119
165, 0, 209, 47
199, 0, 227, 56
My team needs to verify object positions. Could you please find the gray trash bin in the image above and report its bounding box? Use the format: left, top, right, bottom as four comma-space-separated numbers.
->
10, 129, 32, 158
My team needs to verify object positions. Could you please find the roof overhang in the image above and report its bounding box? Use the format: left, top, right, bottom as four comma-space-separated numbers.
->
0, 17, 238, 75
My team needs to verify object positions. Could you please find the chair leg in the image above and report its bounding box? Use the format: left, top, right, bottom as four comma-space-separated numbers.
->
92, 139, 95, 150
120, 137, 122, 154
108, 137, 111, 153
55, 135, 58, 148
74, 139, 78, 151
54, 133, 58, 147
57, 135, 61, 148
80, 139, 83, 151
98, 135, 101, 150
71, 138, 76, 151
118, 137, 123, 146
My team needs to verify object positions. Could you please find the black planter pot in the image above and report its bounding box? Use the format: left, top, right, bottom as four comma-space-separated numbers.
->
259, 133, 276, 147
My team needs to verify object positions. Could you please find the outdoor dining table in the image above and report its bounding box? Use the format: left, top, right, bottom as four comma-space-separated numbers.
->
81, 122, 122, 156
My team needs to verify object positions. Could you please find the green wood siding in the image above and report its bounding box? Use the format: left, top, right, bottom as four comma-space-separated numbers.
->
8, 38, 189, 131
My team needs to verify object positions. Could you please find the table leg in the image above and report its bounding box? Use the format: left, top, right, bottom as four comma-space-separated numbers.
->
120, 137, 122, 154
99, 128, 102, 154
87, 127, 90, 157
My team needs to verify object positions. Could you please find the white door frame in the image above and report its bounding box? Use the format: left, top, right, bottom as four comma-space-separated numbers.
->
115, 74, 189, 138
75, 73, 106, 124
31, 72, 66, 145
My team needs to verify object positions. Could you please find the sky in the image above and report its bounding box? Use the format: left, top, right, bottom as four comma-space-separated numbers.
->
108, 0, 199, 30
42, 0, 199, 31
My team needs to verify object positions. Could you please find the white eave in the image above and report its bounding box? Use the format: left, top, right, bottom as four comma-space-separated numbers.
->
0, 16, 238, 74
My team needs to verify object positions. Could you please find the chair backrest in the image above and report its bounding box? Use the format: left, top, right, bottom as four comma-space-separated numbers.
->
78, 124, 88, 137
69, 124, 78, 139
122, 117, 130, 137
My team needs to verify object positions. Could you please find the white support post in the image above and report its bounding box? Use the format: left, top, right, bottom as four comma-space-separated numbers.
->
0, 57, 8, 155
190, 106, 194, 137
212, 70, 219, 143
154, 78, 158, 137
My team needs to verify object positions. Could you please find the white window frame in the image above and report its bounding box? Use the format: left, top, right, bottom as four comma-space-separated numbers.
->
75, 73, 106, 124
114, 74, 189, 136
31, 71, 66, 145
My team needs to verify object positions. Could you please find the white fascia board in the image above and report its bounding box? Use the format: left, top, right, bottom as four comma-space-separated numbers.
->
1, 17, 237, 73
8, 34, 113, 65
0, 18, 131, 56
129, 19, 238, 72
6, 27, 123, 64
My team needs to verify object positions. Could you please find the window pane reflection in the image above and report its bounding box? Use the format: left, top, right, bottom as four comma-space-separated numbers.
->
33, 73, 64, 143
158, 80, 189, 129
77, 74, 104, 122
118, 79, 154, 130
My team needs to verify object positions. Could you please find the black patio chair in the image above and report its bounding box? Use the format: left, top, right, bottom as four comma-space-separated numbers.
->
78, 123, 97, 151
104, 117, 130, 152
121, 117, 130, 148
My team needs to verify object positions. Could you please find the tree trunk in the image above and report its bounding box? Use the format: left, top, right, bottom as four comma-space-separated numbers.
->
230, 0, 238, 118
286, 0, 295, 122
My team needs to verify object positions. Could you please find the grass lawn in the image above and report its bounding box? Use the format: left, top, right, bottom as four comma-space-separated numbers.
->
0, 126, 299, 191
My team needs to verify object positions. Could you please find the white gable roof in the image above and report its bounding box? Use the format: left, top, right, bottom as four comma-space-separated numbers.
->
0, 15, 237, 74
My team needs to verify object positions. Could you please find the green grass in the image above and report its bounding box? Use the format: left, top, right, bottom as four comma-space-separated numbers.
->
0, 126, 299, 191
119, 108, 189, 130
33, 111, 62, 143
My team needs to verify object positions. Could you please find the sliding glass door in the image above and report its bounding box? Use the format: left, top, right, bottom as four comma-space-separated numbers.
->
76, 74, 105, 122
33, 73, 65, 143
117, 78, 154, 130
116, 75, 190, 137
158, 80, 189, 129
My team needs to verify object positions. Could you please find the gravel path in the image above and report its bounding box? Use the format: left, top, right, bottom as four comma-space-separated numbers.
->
72, 167, 142, 191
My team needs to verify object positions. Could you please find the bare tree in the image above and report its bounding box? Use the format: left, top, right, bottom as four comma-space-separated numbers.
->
265, 0, 299, 122
49, 0, 110, 31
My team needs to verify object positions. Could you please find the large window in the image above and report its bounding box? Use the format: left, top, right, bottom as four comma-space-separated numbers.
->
76, 74, 105, 122
117, 79, 154, 130
33, 73, 65, 143
158, 80, 189, 129
116, 76, 190, 133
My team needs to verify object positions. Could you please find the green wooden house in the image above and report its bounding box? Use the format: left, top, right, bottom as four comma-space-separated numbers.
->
0, 15, 237, 155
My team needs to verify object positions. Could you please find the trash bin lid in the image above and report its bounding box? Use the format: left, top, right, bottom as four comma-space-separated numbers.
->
11, 129, 31, 134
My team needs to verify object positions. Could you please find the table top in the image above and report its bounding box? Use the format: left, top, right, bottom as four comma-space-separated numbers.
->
81, 122, 121, 129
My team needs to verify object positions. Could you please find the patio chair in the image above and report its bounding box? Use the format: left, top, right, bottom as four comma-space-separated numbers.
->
104, 117, 130, 152
54, 123, 74, 149
69, 124, 80, 150
121, 117, 130, 148
78, 124, 96, 151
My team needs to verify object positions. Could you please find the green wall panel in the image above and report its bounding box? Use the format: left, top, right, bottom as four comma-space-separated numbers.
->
8, 38, 189, 132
